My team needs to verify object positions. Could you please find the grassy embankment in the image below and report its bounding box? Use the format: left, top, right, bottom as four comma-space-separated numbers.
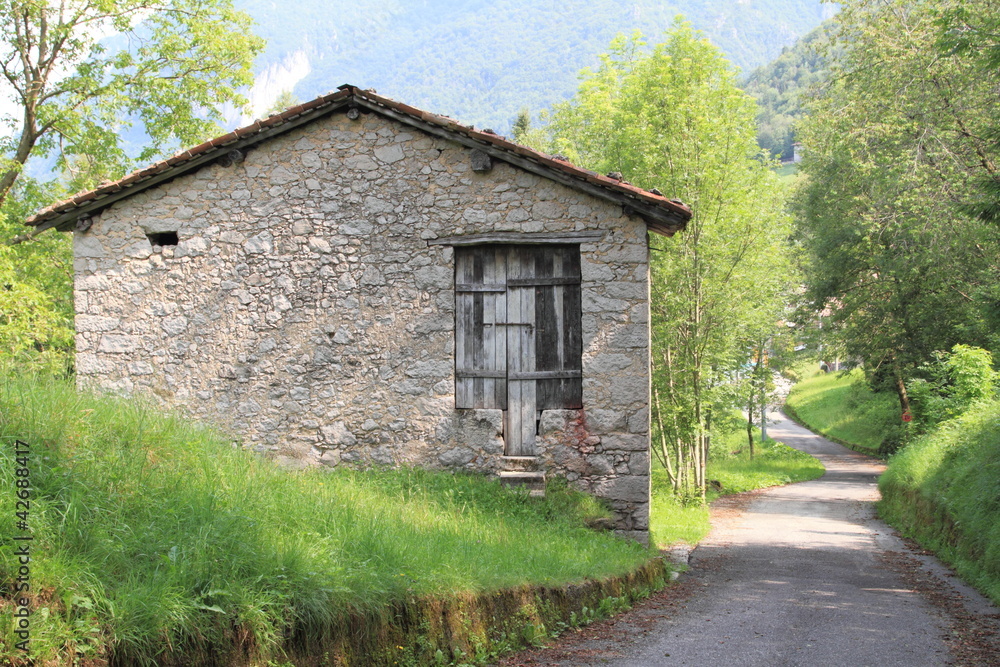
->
650, 424, 826, 546
784, 368, 897, 455
879, 401, 1000, 605
783, 368, 1000, 606
0, 375, 658, 666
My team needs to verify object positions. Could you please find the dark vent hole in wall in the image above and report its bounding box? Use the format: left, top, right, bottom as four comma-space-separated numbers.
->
146, 231, 178, 247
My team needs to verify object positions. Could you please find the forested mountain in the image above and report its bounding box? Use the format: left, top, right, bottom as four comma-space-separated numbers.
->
235, 0, 836, 133
742, 20, 838, 160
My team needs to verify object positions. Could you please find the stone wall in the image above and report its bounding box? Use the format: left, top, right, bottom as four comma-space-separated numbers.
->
72, 108, 652, 539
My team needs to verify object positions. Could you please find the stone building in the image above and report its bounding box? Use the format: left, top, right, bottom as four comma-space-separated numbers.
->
26, 85, 691, 542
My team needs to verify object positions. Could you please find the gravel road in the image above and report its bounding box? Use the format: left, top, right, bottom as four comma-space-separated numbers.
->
501, 411, 1000, 666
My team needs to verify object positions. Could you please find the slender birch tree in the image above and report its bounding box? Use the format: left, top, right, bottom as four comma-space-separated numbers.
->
531, 21, 795, 499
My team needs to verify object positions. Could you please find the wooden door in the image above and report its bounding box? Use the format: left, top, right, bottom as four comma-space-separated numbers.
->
455, 245, 582, 456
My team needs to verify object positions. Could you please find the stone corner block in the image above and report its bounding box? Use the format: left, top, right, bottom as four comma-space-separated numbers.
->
601, 434, 649, 452
594, 476, 649, 503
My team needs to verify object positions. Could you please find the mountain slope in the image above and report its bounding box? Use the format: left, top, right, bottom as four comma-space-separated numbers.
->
237, 0, 836, 133
743, 19, 839, 159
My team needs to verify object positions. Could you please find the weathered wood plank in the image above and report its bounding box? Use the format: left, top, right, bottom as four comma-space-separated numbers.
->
481, 247, 497, 408
505, 247, 524, 455
534, 246, 557, 411
519, 276, 537, 455
534, 245, 583, 409
471, 247, 487, 407
508, 370, 581, 380
507, 246, 538, 456
455, 249, 474, 408
506, 276, 581, 287
473, 288, 486, 407
495, 246, 508, 410
455, 283, 507, 292
456, 369, 507, 378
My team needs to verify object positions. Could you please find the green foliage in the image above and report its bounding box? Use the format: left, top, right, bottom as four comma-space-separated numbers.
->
511, 108, 532, 143
0, 0, 263, 372
0, 0, 264, 204
265, 90, 300, 117
907, 345, 997, 435
0, 374, 651, 664
933, 1, 1000, 225
878, 398, 1000, 605
793, 0, 1000, 410
785, 368, 900, 454
0, 244, 73, 374
0, 176, 74, 373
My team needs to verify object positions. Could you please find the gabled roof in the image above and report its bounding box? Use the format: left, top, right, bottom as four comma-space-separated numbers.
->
26, 85, 691, 236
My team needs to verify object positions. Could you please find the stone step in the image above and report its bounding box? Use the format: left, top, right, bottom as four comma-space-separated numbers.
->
500, 455, 539, 472
498, 471, 546, 497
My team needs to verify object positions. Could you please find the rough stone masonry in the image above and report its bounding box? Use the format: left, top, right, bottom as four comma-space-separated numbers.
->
71, 107, 656, 541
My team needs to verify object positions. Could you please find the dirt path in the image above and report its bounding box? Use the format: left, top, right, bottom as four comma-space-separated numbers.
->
500, 411, 1000, 666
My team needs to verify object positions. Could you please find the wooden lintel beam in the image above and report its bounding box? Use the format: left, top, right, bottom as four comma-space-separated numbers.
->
428, 231, 605, 246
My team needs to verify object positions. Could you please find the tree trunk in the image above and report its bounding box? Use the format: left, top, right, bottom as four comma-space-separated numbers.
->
893, 364, 911, 414
652, 386, 677, 488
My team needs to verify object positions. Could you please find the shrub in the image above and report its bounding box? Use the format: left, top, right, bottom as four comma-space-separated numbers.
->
907, 345, 997, 436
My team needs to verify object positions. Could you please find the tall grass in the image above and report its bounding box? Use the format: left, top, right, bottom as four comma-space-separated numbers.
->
785, 369, 898, 453
879, 399, 1000, 605
0, 375, 650, 664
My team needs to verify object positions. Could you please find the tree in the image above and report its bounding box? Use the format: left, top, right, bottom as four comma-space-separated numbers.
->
0, 0, 263, 370
0, 0, 263, 210
528, 23, 796, 499
511, 107, 531, 142
934, 0, 1000, 224
793, 0, 1000, 412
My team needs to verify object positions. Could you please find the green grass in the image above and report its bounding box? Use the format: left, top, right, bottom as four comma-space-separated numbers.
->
785, 369, 899, 453
878, 399, 1000, 605
650, 426, 825, 547
0, 375, 652, 665
650, 489, 710, 547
